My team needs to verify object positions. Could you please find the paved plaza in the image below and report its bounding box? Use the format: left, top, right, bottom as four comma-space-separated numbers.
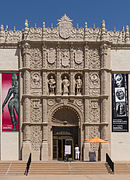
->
0, 175, 130, 180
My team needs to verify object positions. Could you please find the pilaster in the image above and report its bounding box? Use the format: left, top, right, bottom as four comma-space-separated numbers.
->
100, 43, 110, 161
56, 43, 60, 68
56, 72, 61, 95
70, 72, 75, 95
41, 99, 48, 161
22, 42, 31, 161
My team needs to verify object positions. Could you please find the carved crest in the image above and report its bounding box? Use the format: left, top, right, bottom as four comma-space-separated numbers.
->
47, 48, 55, 64
61, 50, 70, 67
58, 14, 72, 39
75, 49, 83, 64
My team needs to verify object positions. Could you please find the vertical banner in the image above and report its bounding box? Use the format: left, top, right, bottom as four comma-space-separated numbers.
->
112, 73, 129, 132
2, 73, 19, 132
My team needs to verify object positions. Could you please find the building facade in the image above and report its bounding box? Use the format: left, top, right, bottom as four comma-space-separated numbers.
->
0, 15, 130, 162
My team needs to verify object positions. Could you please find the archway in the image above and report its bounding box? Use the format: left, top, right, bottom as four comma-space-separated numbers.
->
52, 106, 80, 161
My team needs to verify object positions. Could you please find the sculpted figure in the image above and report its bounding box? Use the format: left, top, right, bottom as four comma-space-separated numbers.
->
2, 73, 19, 131
48, 76, 56, 95
75, 76, 82, 95
62, 76, 70, 95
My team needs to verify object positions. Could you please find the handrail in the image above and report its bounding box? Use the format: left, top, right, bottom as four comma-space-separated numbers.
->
106, 153, 114, 173
24, 153, 31, 176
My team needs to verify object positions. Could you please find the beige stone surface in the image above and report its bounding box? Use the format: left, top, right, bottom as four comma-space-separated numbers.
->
1, 132, 19, 160
1, 175, 130, 180
0, 49, 18, 70
111, 49, 130, 71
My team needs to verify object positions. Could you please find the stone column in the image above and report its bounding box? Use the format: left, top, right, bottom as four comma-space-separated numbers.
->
70, 43, 74, 69
56, 43, 60, 69
83, 45, 90, 160
84, 43, 89, 68
42, 72, 47, 95
56, 72, 61, 95
83, 99, 90, 161
70, 72, 75, 95
41, 99, 48, 161
42, 43, 47, 68
41, 70, 48, 161
22, 98, 31, 161
22, 42, 31, 161
83, 71, 90, 161
100, 43, 110, 161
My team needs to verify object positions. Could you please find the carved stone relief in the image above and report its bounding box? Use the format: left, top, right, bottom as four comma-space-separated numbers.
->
89, 72, 100, 95
74, 48, 83, 65
75, 75, 82, 95
58, 14, 72, 39
30, 99, 42, 123
46, 48, 56, 65
70, 28, 84, 40
30, 48, 42, 68
48, 75, 56, 95
89, 100, 100, 123
60, 49, 70, 68
62, 75, 70, 95
31, 72, 41, 88
89, 48, 100, 69
31, 125, 42, 151
28, 28, 42, 40
5, 30, 22, 42
89, 126, 100, 151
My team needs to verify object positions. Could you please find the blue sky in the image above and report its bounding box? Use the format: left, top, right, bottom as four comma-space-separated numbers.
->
0, 0, 130, 31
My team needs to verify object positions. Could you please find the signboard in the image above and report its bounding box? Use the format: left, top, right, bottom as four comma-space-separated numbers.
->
112, 73, 128, 132
65, 145, 71, 155
2, 73, 19, 132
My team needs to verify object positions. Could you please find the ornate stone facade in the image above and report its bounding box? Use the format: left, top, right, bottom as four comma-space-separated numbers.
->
1, 14, 129, 161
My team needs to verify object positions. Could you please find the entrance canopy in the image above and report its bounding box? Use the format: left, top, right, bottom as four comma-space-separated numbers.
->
84, 137, 108, 143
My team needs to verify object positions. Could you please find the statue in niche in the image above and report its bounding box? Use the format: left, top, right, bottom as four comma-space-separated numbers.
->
75, 76, 82, 95
48, 76, 56, 95
62, 76, 70, 95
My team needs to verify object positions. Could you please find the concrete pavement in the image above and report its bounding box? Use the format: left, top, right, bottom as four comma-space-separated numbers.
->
0, 175, 130, 180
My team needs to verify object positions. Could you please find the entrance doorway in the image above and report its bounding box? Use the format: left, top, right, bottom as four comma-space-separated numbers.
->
53, 127, 79, 161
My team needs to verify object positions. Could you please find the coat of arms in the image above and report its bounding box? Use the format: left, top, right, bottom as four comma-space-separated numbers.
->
47, 48, 55, 64
58, 14, 72, 39
61, 50, 70, 67
74, 49, 83, 64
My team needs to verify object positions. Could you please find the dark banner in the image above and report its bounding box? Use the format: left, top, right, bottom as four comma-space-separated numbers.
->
2, 73, 19, 132
112, 73, 129, 132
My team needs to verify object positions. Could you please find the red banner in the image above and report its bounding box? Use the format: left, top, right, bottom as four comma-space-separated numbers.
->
2, 73, 19, 132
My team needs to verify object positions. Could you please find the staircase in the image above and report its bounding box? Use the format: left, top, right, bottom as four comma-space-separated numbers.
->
0, 162, 26, 175
29, 162, 109, 175
114, 163, 130, 174
0, 161, 109, 175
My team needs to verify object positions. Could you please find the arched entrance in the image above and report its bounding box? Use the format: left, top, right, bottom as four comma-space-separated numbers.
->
52, 106, 80, 161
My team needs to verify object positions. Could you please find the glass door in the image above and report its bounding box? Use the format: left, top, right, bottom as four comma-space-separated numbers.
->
65, 139, 73, 160
58, 139, 63, 160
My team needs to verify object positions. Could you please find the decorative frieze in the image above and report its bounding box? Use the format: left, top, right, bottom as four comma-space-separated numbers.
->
31, 71, 42, 88
30, 48, 42, 68
89, 100, 100, 123
89, 72, 100, 95
89, 126, 100, 151
31, 125, 42, 151
89, 48, 100, 69
30, 99, 42, 123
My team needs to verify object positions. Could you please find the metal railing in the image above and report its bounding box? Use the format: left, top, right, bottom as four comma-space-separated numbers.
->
24, 153, 31, 176
106, 153, 114, 173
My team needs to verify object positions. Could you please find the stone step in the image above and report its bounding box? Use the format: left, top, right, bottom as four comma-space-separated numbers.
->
114, 163, 130, 174
29, 162, 108, 175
